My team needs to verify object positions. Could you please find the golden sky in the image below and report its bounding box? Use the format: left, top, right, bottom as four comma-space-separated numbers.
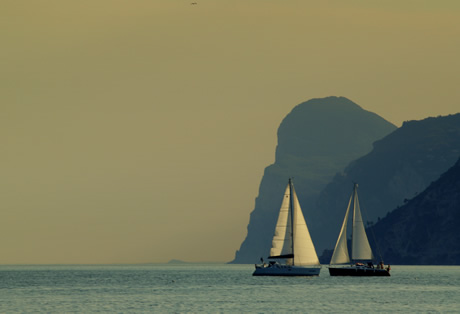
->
1, 0, 459, 264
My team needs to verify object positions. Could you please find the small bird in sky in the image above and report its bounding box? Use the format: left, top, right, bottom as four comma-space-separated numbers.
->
191, 2, 197, 4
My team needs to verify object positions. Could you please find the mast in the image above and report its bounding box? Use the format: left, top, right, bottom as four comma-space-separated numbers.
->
351, 183, 374, 261
351, 183, 357, 261
289, 178, 295, 263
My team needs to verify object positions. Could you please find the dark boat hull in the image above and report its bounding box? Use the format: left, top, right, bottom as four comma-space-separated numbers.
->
329, 266, 390, 276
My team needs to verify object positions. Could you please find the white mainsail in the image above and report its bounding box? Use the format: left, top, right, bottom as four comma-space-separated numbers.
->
269, 180, 320, 266
270, 184, 293, 258
330, 184, 374, 265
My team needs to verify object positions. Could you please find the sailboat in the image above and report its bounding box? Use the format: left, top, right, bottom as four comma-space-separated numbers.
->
328, 183, 390, 276
253, 179, 322, 276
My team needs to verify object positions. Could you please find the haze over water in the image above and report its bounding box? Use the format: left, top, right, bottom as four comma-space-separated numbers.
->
2, 1, 459, 265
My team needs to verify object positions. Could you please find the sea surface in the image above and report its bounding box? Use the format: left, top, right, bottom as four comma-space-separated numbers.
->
1, 264, 459, 313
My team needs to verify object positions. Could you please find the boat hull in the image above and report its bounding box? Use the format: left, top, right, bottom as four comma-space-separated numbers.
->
253, 265, 321, 276
328, 266, 390, 277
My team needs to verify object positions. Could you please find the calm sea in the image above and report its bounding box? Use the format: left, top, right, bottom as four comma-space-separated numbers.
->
1, 264, 459, 313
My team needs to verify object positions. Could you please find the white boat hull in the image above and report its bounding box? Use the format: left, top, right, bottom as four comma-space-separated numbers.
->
253, 264, 321, 276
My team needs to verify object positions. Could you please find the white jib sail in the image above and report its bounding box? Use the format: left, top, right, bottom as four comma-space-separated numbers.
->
351, 189, 374, 260
291, 186, 320, 266
270, 183, 293, 258
330, 193, 352, 265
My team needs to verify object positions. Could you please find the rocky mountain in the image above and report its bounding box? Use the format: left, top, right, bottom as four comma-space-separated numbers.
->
315, 113, 460, 254
369, 156, 460, 265
230, 96, 397, 263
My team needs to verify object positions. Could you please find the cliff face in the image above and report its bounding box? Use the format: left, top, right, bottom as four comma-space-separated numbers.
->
230, 96, 396, 263
315, 114, 460, 254
370, 157, 460, 265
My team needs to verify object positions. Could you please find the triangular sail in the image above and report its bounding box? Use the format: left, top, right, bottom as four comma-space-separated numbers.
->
351, 189, 374, 260
330, 184, 374, 265
329, 194, 353, 265
269, 183, 293, 258
291, 186, 320, 266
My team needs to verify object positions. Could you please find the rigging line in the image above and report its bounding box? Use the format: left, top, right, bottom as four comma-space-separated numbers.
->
289, 178, 295, 262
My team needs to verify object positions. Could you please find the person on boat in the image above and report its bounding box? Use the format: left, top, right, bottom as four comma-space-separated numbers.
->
367, 262, 374, 268
259, 257, 267, 267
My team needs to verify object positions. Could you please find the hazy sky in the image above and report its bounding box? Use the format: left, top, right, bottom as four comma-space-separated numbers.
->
1, 1, 459, 264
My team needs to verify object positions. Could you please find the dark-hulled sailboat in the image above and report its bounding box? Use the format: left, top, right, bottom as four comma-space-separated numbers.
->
328, 183, 390, 276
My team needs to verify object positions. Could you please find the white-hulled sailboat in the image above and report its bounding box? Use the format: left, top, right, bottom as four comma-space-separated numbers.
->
253, 179, 321, 276
328, 183, 390, 276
